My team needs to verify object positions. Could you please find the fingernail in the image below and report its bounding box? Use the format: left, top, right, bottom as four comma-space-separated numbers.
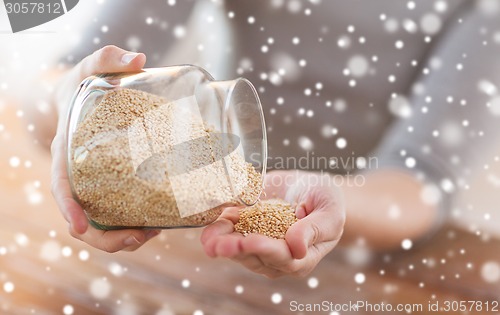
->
145, 230, 160, 240
121, 52, 140, 65
295, 205, 306, 219
124, 235, 141, 246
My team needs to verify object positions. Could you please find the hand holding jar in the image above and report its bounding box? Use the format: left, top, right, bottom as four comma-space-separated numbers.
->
51, 46, 160, 252
50, 46, 345, 278
53, 45, 268, 250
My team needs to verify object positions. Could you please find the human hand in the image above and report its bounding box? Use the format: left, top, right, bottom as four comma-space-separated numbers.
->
201, 170, 345, 278
51, 45, 161, 252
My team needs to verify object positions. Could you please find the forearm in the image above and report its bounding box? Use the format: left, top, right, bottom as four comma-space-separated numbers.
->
341, 169, 438, 250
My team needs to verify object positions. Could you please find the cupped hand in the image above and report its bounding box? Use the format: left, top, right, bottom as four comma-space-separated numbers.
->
51, 45, 161, 252
201, 170, 346, 277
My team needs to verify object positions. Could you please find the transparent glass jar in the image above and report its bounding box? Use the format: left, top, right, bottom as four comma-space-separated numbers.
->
66, 65, 267, 229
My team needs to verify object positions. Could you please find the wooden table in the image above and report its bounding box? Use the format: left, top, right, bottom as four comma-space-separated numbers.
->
1, 102, 499, 315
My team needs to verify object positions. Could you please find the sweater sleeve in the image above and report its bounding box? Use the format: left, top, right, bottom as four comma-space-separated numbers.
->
374, 2, 500, 224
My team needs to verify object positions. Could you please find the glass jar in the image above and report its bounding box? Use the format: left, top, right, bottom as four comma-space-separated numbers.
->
66, 65, 267, 229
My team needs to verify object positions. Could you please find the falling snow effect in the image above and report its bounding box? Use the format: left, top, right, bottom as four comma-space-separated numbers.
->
347, 55, 369, 78
420, 13, 442, 35
3, 282, 15, 293
181, 279, 191, 288
15, 233, 29, 247
298, 136, 314, 151
62, 305, 74, 315
173, 25, 187, 38
336, 138, 347, 149
420, 184, 442, 206
89, 277, 112, 300
389, 96, 413, 118
401, 239, 413, 250
78, 250, 90, 261
235, 285, 244, 294
155, 306, 175, 315
39, 240, 62, 262
108, 262, 126, 277
307, 277, 319, 289
480, 261, 500, 283
354, 273, 366, 284
271, 293, 282, 304
0, 0, 499, 314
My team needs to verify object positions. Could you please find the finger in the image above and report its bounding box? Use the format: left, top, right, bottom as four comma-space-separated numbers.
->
285, 208, 344, 259
202, 229, 235, 258
203, 233, 240, 258
70, 226, 155, 253
213, 233, 245, 257
230, 254, 264, 272
123, 229, 161, 251
240, 234, 294, 268
231, 254, 285, 278
219, 206, 241, 224
286, 184, 345, 259
200, 207, 240, 245
78, 45, 146, 80
295, 203, 307, 219
200, 218, 234, 250
51, 134, 88, 234
232, 251, 301, 278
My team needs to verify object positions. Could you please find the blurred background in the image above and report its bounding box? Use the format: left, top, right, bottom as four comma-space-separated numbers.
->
1, 0, 500, 314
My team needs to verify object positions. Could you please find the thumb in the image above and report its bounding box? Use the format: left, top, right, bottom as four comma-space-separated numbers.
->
285, 217, 321, 259
55, 45, 146, 121
78, 45, 146, 79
